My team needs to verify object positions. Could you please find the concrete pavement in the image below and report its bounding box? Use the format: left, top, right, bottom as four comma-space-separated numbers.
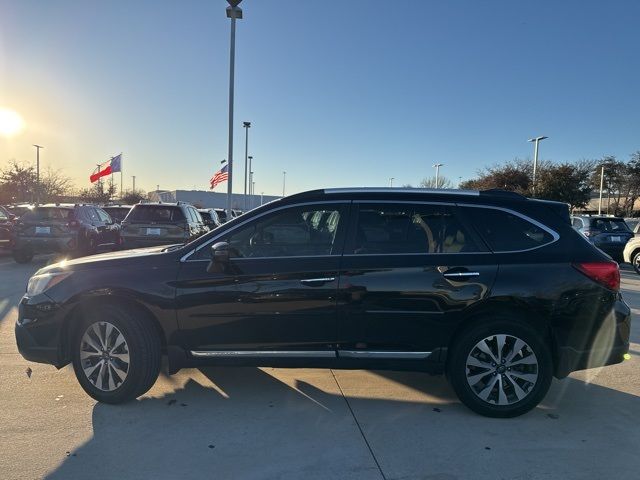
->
0, 255, 638, 480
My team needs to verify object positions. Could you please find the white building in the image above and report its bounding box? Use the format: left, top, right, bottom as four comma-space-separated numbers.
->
147, 190, 280, 211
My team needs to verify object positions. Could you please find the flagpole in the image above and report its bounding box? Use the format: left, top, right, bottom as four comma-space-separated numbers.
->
120, 153, 123, 200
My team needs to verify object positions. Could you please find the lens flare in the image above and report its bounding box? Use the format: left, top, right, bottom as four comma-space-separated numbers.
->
0, 107, 25, 137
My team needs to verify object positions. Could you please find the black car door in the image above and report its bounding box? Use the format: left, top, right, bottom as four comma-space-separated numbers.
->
336, 201, 498, 358
175, 201, 350, 355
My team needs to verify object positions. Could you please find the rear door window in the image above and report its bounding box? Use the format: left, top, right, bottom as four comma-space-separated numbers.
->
464, 207, 556, 252
350, 203, 481, 254
96, 208, 112, 223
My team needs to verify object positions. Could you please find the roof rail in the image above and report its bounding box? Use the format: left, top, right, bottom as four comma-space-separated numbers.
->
479, 189, 526, 199
322, 187, 480, 196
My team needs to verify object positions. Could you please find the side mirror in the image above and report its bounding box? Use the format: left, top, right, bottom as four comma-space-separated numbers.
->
207, 241, 230, 273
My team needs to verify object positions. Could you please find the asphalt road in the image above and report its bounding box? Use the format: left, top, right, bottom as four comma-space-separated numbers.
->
1, 253, 638, 480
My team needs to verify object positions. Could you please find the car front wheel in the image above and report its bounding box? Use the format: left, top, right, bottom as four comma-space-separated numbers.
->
448, 319, 553, 418
632, 251, 640, 275
71, 304, 161, 404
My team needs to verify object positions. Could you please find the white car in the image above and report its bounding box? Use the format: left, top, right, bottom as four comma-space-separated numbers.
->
623, 237, 640, 273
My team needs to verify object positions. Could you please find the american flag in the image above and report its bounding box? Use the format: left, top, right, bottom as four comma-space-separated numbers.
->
210, 164, 228, 189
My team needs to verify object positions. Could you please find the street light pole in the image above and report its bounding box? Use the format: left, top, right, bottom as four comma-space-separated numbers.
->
528, 136, 548, 196
598, 165, 604, 215
389, 177, 394, 187
33, 145, 43, 204
132, 176, 136, 194
225, 1, 243, 219
282, 171, 286, 197
248, 155, 253, 198
243, 121, 251, 210
433, 163, 443, 188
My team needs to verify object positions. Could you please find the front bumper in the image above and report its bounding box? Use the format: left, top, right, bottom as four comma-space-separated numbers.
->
15, 295, 68, 368
555, 296, 631, 378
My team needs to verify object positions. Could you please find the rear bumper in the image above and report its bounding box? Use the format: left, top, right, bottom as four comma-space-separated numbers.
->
555, 297, 631, 378
15, 235, 77, 253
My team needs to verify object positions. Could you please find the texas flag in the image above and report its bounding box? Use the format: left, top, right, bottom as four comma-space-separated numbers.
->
90, 154, 122, 183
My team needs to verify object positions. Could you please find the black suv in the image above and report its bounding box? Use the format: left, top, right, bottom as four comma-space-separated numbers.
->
0, 205, 14, 250
16, 188, 630, 417
102, 205, 133, 224
120, 202, 207, 249
12, 204, 120, 263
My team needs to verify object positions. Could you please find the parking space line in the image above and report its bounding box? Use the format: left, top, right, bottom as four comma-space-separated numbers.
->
330, 369, 387, 480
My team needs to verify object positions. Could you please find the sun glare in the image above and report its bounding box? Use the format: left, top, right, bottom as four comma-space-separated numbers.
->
0, 107, 25, 137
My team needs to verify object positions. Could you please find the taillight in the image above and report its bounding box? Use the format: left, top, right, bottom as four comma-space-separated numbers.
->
573, 262, 620, 291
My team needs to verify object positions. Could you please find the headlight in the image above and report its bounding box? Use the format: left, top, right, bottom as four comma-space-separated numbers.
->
27, 272, 73, 296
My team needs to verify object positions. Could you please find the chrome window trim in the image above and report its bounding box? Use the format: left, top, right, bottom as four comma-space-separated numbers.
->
190, 350, 336, 358
180, 200, 351, 262
337, 350, 432, 360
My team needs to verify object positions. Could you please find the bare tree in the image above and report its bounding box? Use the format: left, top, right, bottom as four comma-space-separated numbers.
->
419, 176, 453, 189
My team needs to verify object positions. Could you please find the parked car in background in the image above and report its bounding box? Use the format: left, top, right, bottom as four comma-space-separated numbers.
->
624, 218, 640, 236
102, 205, 133, 224
197, 208, 222, 230
623, 237, 640, 273
16, 188, 629, 418
6, 203, 34, 218
571, 215, 633, 262
120, 202, 207, 249
214, 208, 228, 224
12, 204, 120, 263
0, 205, 15, 250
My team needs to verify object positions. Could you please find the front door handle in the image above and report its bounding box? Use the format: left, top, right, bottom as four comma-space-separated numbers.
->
300, 277, 336, 286
442, 271, 480, 278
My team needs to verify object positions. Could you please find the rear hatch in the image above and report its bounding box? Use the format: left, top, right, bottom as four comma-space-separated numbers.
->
16, 207, 76, 238
587, 217, 633, 246
121, 205, 188, 242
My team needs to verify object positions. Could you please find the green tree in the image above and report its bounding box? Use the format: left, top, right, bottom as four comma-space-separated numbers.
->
536, 161, 594, 209
0, 161, 36, 203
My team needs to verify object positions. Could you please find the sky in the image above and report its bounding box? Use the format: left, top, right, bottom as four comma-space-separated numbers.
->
1, 0, 639, 196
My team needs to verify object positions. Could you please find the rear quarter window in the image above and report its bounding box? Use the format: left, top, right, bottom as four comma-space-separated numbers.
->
464, 207, 556, 252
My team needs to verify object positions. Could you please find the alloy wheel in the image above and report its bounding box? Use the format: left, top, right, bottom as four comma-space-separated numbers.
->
79, 321, 130, 391
465, 334, 539, 406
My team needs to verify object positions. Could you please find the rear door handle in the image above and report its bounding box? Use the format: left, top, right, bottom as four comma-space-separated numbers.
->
301, 277, 336, 286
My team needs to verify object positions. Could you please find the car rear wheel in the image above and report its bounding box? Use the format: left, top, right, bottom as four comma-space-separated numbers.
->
12, 248, 33, 264
448, 319, 552, 418
71, 304, 161, 404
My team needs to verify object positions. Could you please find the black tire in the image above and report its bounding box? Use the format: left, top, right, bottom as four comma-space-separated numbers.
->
632, 251, 640, 275
12, 248, 33, 264
71, 303, 161, 404
447, 318, 553, 418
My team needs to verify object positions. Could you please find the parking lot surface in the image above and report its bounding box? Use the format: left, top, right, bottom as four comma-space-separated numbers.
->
1, 253, 638, 480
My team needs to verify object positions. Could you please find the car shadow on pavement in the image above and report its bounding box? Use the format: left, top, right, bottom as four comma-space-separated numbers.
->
45, 364, 640, 480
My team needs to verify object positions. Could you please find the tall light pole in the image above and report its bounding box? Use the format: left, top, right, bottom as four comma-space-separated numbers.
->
243, 121, 251, 209
132, 175, 136, 195
33, 145, 43, 204
528, 135, 548, 196
282, 171, 286, 197
433, 163, 443, 188
248, 155, 253, 198
225, 0, 243, 218
389, 177, 394, 187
